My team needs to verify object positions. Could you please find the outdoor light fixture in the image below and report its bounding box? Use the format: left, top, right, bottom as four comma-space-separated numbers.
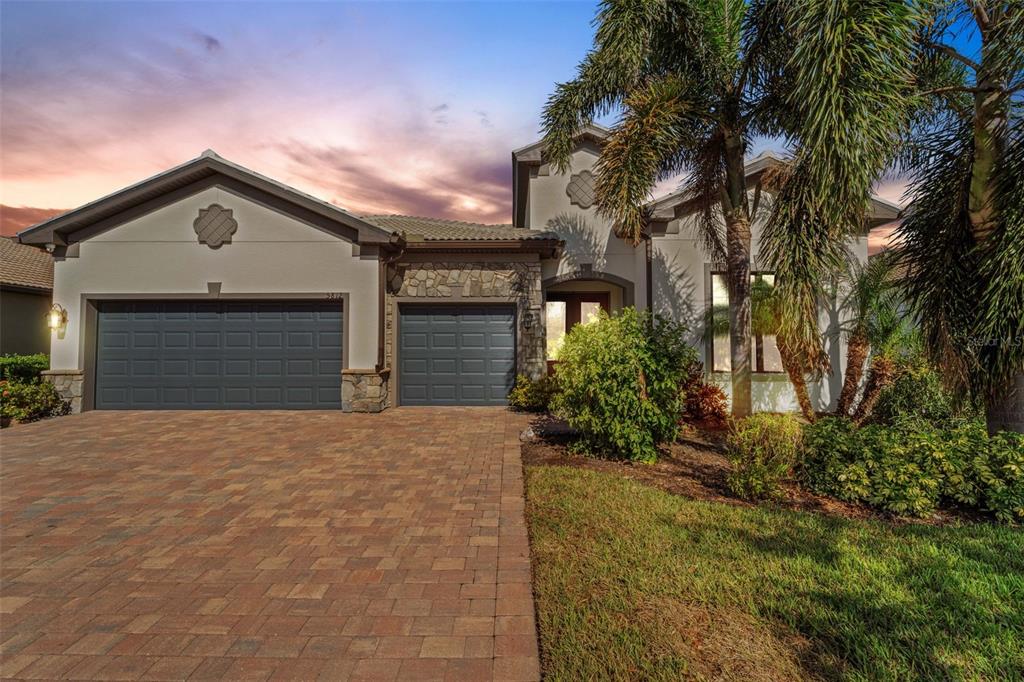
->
47, 303, 67, 331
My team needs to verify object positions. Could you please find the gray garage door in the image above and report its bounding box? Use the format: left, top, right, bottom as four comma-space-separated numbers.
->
95, 300, 343, 409
398, 304, 515, 406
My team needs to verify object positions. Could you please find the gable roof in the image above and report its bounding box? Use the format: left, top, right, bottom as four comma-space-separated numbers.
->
0, 237, 53, 291
18, 150, 401, 250
362, 215, 556, 242
647, 151, 904, 228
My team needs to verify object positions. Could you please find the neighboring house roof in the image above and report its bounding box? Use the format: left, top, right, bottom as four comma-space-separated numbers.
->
0, 237, 53, 291
18, 150, 401, 250
362, 215, 556, 242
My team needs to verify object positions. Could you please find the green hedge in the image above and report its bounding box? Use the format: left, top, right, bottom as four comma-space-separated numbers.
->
508, 374, 559, 412
802, 417, 1024, 523
0, 354, 49, 383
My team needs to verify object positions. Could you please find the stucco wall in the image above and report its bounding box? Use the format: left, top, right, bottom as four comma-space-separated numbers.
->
526, 144, 648, 308
49, 186, 380, 373
651, 194, 869, 413
0, 288, 51, 356
384, 255, 545, 406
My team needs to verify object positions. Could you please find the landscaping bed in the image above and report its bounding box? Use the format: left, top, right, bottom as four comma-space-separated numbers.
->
524, 464, 1024, 681
522, 422, 981, 527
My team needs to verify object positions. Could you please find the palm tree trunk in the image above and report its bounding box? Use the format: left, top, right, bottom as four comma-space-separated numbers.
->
987, 374, 1023, 435
852, 355, 896, 425
778, 335, 814, 422
723, 131, 752, 418
969, 20, 1022, 434
836, 327, 869, 417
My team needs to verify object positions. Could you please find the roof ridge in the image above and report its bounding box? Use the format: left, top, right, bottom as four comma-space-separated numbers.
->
361, 214, 515, 229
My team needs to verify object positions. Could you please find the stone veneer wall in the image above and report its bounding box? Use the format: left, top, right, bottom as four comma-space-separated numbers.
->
385, 259, 546, 406
41, 369, 84, 414
341, 368, 390, 413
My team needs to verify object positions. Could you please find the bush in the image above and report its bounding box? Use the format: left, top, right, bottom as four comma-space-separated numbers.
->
553, 307, 696, 462
508, 374, 559, 412
0, 354, 49, 383
0, 380, 70, 423
872, 362, 958, 426
726, 413, 803, 500
802, 417, 1024, 522
974, 431, 1024, 524
679, 361, 729, 426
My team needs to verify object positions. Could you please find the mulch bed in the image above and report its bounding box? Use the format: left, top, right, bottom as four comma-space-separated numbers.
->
520, 415, 983, 526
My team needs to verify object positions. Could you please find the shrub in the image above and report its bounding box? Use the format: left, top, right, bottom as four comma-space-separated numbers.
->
974, 431, 1024, 524
872, 362, 959, 426
725, 413, 803, 500
679, 361, 729, 426
801, 417, 1024, 522
508, 374, 559, 412
553, 307, 696, 462
0, 380, 70, 423
0, 354, 49, 383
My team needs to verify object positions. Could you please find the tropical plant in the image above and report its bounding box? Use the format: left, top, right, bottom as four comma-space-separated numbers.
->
541, 0, 913, 418
835, 254, 899, 416
553, 307, 696, 462
895, 2, 1024, 433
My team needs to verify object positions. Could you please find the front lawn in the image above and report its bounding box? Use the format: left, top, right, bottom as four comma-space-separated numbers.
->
526, 465, 1024, 681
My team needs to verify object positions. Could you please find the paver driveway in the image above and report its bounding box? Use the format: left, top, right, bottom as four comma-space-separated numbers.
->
0, 409, 539, 681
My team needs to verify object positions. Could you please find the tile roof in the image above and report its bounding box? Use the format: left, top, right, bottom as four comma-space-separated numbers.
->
1, 238, 53, 291
361, 215, 557, 241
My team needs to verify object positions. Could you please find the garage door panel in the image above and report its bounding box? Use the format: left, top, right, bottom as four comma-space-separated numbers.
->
95, 300, 343, 409
399, 305, 514, 406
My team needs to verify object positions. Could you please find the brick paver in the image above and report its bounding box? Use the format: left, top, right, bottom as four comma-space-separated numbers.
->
0, 409, 539, 681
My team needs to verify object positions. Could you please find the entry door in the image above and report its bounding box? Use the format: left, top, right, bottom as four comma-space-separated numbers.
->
94, 300, 343, 409
545, 292, 610, 371
398, 304, 516, 406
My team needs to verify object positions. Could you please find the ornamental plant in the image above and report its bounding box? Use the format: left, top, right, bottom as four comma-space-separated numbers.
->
553, 307, 695, 462
726, 413, 803, 500
0, 380, 70, 424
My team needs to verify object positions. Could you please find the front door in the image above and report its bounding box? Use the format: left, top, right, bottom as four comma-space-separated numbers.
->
544, 292, 610, 372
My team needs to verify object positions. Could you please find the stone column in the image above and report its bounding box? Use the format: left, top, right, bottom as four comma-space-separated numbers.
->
341, 368, 390, 413
41, 369, 84, 414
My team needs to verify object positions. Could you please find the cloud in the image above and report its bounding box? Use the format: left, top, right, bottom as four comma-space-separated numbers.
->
192, 31, 223, 53
1, 205, 67, 236
430, 103, 449, 113
475, 110, 493, 128
277, 141, 511, 224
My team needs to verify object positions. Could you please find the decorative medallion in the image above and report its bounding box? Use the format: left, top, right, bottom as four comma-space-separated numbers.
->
566, 170, 596, 208
193, 204, 238, 248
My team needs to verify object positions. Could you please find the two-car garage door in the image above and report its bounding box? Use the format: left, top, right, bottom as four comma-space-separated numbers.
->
95, 300, 343, 409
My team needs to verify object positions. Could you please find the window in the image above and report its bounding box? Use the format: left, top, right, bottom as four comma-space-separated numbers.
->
710, 272, 784, 374
545, 292, 610, 361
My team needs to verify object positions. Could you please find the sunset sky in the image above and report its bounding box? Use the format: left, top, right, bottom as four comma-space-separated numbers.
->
1, 1, 911, 247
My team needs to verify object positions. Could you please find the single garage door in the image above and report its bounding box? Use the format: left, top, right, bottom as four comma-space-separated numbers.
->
399, 304, 515, 406
95, 300, 343, 409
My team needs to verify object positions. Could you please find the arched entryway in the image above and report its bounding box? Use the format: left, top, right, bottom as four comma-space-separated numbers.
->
542, 272, 632, 369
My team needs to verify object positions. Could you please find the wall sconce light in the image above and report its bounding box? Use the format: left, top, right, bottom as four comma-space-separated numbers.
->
47, 303, 67, 331
522, 310, 537, 330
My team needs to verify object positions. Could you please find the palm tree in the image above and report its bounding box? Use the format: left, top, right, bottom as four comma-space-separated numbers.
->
896, 2, 1023, 433
750, 278, 817, 421
835, 254, 899, 416
851, 291, 910, 424
541, 0, 912, 418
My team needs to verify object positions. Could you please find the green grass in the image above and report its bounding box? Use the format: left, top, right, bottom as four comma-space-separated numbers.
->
526, 466, 1024, 681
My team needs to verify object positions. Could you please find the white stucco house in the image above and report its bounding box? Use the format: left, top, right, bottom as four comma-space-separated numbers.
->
18, 125, 900, 412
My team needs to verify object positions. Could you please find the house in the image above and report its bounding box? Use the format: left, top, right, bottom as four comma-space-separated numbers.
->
0, 237, 53, 356
18, 127, 899, 413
